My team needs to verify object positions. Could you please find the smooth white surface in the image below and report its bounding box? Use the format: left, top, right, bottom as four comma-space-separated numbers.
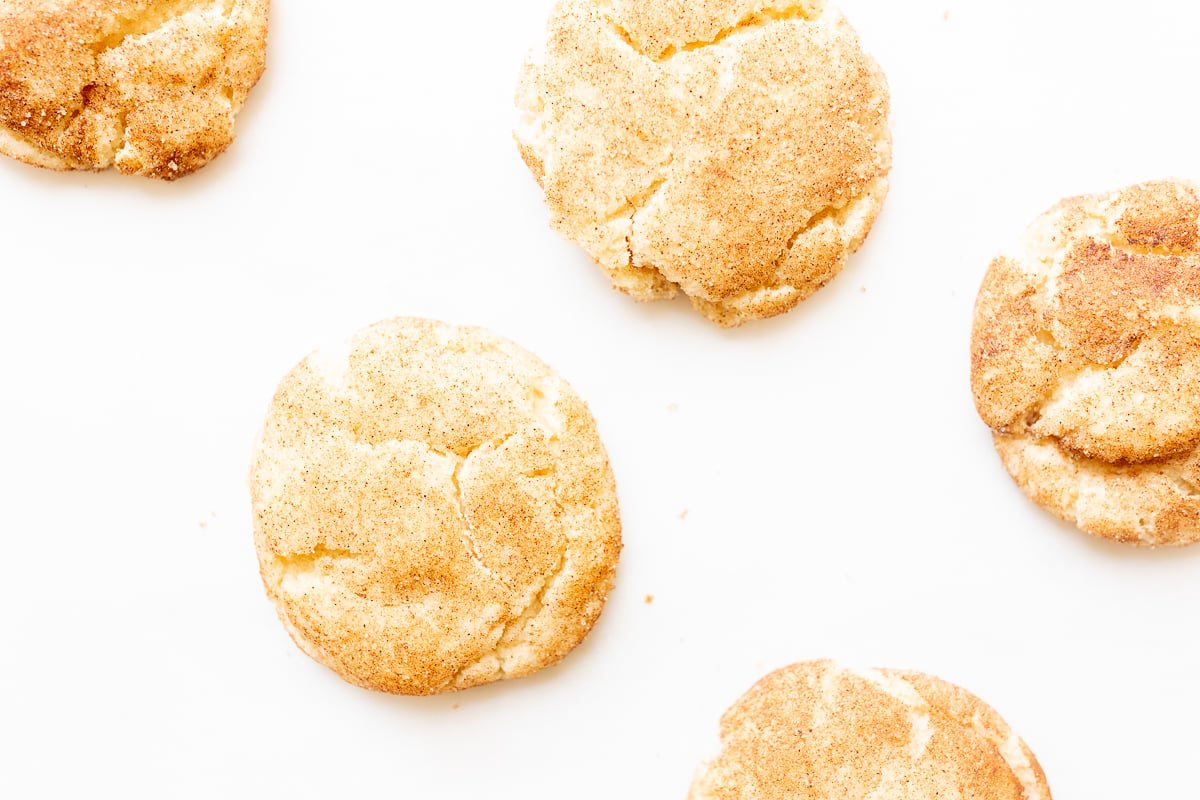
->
1, 1, 1198, 796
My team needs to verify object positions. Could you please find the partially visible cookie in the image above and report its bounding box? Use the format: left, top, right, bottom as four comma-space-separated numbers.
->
249, 317, 622, 695
971, 179, 1200, 546
689, 661, 1050, 800
0, 0, 268, 180
515, 0, 891, 327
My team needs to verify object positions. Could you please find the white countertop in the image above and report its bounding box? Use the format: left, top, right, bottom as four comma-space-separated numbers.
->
2, 0, 1197, 796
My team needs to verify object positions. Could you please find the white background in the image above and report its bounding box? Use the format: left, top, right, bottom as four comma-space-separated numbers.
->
2, 0, 1198, 796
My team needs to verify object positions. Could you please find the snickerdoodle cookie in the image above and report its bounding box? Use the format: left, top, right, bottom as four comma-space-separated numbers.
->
515, 0, 891, 327
972, 179, 1200, 546
0, 0, 268, 180
690, 661, 1050, 800
249, 317, 621, 694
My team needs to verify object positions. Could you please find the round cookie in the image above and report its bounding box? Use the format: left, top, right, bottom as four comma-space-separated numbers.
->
0, 0, 268, 180
689, 661, 1050, 800
971, 179, 1200, 546
515, 0, 891, 327
249, 317, 622, 695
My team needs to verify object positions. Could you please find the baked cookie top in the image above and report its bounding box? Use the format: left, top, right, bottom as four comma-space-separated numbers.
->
690, 661, 1050, 800
515, 0, 891, 327
0, 0, 268, 179
249, 318, 622, 695
971, 180, 1200, 546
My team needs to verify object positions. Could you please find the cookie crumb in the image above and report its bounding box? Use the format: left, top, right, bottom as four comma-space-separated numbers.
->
645, 594, 654, 604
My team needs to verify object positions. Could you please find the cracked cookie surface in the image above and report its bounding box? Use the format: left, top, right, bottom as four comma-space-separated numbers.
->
689, 661, 1050, 800
515, 0, 891, 327
250, 317, 621, 695
971, 180, 1200, 546
0, 0, 268, 180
